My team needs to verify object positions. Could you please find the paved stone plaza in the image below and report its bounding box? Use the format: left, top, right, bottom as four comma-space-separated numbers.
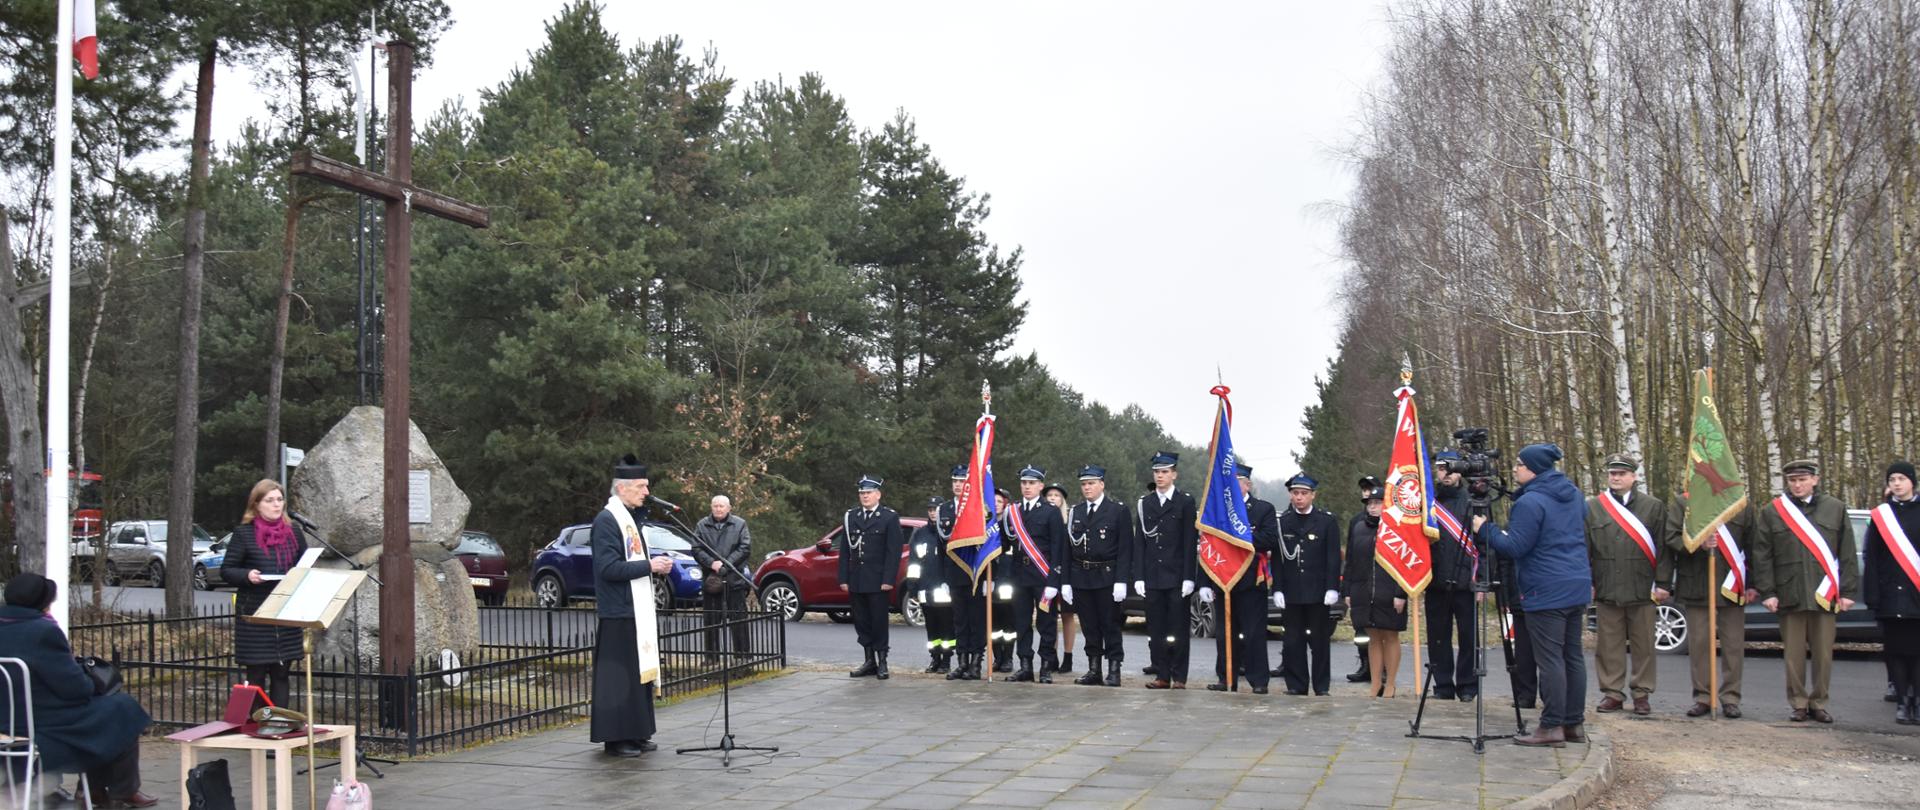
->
128, 669, 1608, 809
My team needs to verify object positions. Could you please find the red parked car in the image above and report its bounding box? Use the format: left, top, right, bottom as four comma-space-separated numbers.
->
755, 517, 927, 626
455, 530, 510, 606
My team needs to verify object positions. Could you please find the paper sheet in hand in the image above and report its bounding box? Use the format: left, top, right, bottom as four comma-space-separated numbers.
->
259, 548, 326, 581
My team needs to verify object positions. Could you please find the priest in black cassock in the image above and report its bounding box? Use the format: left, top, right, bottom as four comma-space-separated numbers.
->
590, 455, 674, 757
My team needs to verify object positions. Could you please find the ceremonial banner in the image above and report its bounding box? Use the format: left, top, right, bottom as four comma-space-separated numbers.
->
946, 414, 1002, 587
1376, 385, 1435, 595
1683, 369, 1748, 553
1196, 386, 1256, 591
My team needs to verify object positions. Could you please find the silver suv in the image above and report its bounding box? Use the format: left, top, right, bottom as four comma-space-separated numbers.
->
89, 520, 215, 587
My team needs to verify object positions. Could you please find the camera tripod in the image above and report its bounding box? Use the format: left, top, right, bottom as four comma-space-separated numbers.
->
1408, 526, 1526, 754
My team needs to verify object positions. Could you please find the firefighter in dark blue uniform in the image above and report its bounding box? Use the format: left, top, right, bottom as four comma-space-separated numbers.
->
909, 496, 954, 673
1205, 463, 1280, 693
1063, 465, 1135, 687
840, 475, 905, 680
1276, 473, 1344, 695
989, 488, 1017, 673
941, 465, 987, 681
1004, 466, 1068, 682
1346, 475, 1382, 684
1136, 451, 1199, 688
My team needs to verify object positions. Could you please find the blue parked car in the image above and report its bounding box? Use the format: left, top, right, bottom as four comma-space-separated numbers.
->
531, 521, 704, 609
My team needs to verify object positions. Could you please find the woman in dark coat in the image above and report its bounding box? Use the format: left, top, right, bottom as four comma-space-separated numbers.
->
0, 574, 155, 807
1863, 461, 1920, 725
221, 478, 310, 707
1343, 488, 1407, 698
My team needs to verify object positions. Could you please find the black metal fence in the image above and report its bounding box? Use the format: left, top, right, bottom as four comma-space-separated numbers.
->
68, 600, 786, 756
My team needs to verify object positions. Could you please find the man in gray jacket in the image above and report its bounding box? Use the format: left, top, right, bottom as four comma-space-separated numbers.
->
693, 495, 754, 658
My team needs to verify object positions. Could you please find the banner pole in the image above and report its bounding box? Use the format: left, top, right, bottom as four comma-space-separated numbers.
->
1708, 552, 1719, 716
984, 577, 994, 680
1225, 592, 1235, 691
1409, 596, 1424, 697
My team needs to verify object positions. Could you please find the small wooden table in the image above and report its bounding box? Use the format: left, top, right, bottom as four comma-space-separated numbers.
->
175, 726, 356, 810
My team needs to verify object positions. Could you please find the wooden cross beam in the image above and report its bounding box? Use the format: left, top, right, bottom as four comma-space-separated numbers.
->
290, 40, 488, 681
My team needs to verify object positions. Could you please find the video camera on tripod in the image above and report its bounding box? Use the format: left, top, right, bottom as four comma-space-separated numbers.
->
1441, 428, 1505, 515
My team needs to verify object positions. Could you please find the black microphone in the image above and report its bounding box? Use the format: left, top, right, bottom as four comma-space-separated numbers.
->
647, 495, 682, 513
288, 511, 322, 532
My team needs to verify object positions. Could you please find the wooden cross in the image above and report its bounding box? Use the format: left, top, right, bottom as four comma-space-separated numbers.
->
291, 40, 488, 678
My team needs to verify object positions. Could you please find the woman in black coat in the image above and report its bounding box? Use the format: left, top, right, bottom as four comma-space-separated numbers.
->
0, 574, 156, 807
1343, 488, 1407, 698
220, 479, 310, 707
1863, 461, 1920, 725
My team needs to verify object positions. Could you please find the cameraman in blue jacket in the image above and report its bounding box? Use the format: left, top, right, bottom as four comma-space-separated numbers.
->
1474, 443, 1592, 748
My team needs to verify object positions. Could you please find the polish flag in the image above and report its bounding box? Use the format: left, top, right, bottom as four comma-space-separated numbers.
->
74, 0, 99, 80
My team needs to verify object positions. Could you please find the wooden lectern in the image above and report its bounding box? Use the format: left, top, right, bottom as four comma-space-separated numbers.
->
244, 567, 367, 810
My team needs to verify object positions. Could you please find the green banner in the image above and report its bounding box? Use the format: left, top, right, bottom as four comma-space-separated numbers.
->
1683, 368, 1748, 552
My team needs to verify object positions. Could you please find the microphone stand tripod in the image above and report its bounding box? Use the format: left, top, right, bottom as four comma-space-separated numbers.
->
292, 517, 396, 778
654, 505, 778, 767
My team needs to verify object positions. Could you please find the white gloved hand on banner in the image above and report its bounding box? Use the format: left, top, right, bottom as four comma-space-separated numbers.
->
1323, 589, 1340, 607
1042, 587, 1058, 603
1112, 583, 1128, 602
1274, 591, 1287, 609
1133, 580, 1147, 597
1198, 588, 1214, 604
1181, 579, 1195, 597
1061, 585, 1074, 605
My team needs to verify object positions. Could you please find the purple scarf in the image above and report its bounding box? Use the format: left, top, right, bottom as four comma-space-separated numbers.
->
253, 516, 296, 570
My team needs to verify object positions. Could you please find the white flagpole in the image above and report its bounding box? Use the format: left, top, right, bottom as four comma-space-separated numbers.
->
48, 0, 76, 630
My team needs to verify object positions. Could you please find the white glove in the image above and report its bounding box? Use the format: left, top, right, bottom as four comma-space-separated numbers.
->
1274, 592, 1287, 609
1323, 589, 1340, 607
1181, 580, 1195, 597
1042, 586, 1058, 603
1198, 588, 1214, 604
1112, 583, 1127, 602
1061, 585, 1074, 605
1134, 580, 1147, 597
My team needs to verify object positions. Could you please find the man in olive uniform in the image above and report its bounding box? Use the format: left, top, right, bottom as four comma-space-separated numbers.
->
1586, 453, 1671, 716
910, 497, 955, 673
1064, 465, 1136, 687
1137, 452, 1199, 689
1206, 463, 1280, 693
1664, 492, 1755, 718
1752, 459, 1859, 723
1277, 474, 1343, 696
942, 465, 988, 681
841, 475, 906, 680
1005, 466, 1067, 683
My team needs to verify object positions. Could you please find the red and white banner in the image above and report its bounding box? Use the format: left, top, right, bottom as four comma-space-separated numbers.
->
1870, 504, 1920, 592
1597, 493, 1658, 568
74, 0, 98, 80
1715, 525, 1746, 604
1772, 496, 1842, 611
1375, 387, 1433, 595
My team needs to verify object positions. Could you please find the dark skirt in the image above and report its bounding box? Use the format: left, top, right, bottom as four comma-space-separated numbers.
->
1881, 618, 1920, 657
591, 617, 657, 743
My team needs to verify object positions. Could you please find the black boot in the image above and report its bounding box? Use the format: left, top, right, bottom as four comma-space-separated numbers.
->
925, 648, 943, 674
946, 653, 969, 681
966, 652, 984, 680
1061, 652, 1074, 673
1006, 656, 1035, 683
875, 652, 890, 681
1074, 656, 1104, 686
1105, 657, 1123, 687
1037, 652, 1058, 684
1346, 645, 1371, 683
993, 644, 1014, 672
849, 649, 878, 678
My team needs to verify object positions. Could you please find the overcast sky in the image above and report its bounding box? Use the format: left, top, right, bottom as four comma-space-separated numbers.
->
203, 1, 1395, 477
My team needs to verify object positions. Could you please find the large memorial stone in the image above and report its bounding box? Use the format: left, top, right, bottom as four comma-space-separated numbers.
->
289, 406, 479, 664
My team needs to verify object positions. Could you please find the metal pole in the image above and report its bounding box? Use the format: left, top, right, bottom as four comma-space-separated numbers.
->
46, 0, 75, 631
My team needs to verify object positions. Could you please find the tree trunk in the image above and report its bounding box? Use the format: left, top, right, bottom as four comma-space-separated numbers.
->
0, 210, 48, 575
74, 222, 118, 608
263, 194, 321, 476
166, 41, 217, 618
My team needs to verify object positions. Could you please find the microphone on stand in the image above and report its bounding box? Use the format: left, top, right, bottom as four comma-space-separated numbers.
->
648, 495, 682, 513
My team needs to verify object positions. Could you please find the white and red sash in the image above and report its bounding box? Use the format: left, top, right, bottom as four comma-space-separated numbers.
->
1433, 505, 1479, 580
1008, 503, 1053, 579
1772, 495, 1842, 611
1597, 492, 1658, 568
1714, 525, 1747, 604
1870, 503, 1920, 592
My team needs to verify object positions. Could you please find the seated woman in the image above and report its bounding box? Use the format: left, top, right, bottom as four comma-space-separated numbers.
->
1343, 488, 1408, 698
0, 573, 155, 808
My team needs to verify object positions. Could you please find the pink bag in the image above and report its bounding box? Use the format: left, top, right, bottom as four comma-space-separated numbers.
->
325, 780, 371, 810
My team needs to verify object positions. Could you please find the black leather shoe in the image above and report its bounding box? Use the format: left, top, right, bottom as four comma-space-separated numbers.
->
637, 738, 658, 752
1284, 689, 1308, 696
947, 653, 969, 681
1105, 659, 1123, 687
849, 650, 878, 678
1516, 696, 1537, 709
1006, 658, 1035, 682
1433, 685, 1457, 701
1206, 682, 1234, 692
1061, 653, 1074, 672
1721, 703, 1742, 719
1456, 690, 1478, 703
1251, 686, 1269, 694
1074, 657, 1104, 686
875, 653, 890, 680
604, 741, 643, 758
